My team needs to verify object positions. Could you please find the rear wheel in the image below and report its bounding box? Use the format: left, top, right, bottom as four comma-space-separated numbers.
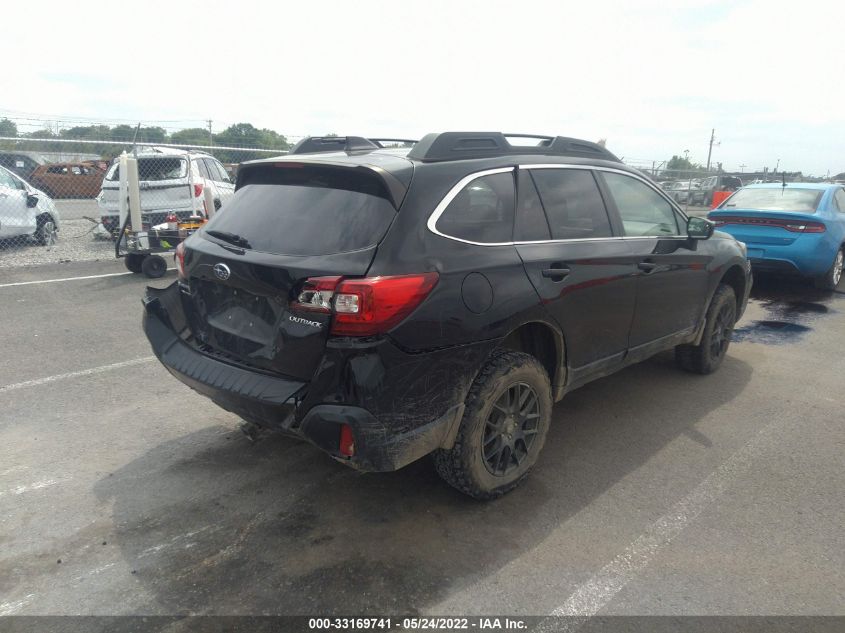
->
676, 284, 737, 375
124, 253, 145, 273
141, 254, 167, 278
815, 248, 844, 291
434, 350, 552, 500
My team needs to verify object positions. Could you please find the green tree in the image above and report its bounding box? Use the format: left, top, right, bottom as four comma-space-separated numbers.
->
0, 118, 17, 137
667, 155, 695, 171
213, 123, 289, 162
171, 127, 213, 147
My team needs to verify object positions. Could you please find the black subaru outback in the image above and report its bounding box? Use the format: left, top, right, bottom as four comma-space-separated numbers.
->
143, 132, 751, 499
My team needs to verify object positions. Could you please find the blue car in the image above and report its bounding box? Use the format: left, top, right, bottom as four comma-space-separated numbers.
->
708, 183, 845, 290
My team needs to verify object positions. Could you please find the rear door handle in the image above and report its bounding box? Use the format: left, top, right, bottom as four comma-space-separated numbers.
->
542, 267, 571, 279
637, 261, 658, 273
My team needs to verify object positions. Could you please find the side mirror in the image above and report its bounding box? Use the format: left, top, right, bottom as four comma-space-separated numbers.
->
26, 193, 39, 208
687, 216, 714, 240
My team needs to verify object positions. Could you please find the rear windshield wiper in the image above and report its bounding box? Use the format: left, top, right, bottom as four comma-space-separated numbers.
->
206, 230, 251, 249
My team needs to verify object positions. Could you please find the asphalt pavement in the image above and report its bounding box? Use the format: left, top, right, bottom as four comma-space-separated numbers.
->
0, 260, 842, 622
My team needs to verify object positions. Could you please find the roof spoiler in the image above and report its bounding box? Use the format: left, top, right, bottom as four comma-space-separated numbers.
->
406, 132, 620, 163
289, 136, 380, 155
288, 136, 421, 155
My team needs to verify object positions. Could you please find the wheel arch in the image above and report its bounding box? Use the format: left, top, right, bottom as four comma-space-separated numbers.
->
719, 263, 748, 308
498, 319, 566, 401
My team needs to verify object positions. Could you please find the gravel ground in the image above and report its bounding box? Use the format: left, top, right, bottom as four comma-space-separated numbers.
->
0, 219, 115, 269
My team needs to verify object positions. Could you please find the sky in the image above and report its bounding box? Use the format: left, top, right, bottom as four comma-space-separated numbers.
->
2, 0, 844, 175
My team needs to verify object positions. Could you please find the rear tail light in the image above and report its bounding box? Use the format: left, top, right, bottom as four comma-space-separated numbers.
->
708, 216, 826, 233
193, 183, 204, 197
175, 242, 186, 279
339, 424, 355, 457
290, 273, 439, 336
291, 276, 342, 312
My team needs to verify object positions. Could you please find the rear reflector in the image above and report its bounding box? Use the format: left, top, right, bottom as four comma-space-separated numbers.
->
339, 424, 355, 457
709, 216, 826, 233
175, 242, 186, 279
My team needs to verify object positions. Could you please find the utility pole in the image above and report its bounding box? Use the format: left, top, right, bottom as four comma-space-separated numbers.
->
706, 128, 716, 172
207, 119, 213, 146
739, 164, 746, 173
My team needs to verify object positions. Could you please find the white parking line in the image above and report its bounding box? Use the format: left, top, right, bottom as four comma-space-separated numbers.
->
0, 477, 70, 498
0, 593, 35, 616
538, 419, 781, 632
0, 357, 155, 394
0, 268, 175, 288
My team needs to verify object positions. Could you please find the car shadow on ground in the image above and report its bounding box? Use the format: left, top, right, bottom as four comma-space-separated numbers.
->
93, 352, 753, 616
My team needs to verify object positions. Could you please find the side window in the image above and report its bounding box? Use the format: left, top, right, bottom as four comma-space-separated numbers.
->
515, 169, 551, 241
529, 168, 613, 240
833, 189, 845, 213
195, 159, 211, 180
435, 171, 515, 243
210, 160, 231, 183
603, 172, 680, 237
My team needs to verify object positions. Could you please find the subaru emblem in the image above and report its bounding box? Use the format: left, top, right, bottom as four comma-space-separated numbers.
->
213, 263, 231, 281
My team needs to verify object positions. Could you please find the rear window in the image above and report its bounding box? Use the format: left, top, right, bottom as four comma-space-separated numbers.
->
201, 164, 396, 256
106, 157, 187, 182
721, 188, 823, 213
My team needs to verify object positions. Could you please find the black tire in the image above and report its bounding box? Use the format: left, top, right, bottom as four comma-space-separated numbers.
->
124, 253, 144, 273
34, 215, 57, 246
141, 254, 167, 278
814, 248, 843, 291
433, 350, 552, 500
675, 284, 737, 375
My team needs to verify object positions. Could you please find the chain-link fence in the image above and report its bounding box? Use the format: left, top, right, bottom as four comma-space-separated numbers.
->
0, 138, 284, 269
0, 135, 802, 270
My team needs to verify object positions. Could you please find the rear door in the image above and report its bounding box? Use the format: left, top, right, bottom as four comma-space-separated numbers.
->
598, 171, 710, 351
515, 167, 637, 382
180, 162, 399, 381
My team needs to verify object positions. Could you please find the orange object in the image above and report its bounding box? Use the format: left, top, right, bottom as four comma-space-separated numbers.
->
711, 190, 731, 208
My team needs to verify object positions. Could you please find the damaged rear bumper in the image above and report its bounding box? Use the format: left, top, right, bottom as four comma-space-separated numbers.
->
142, 283, 470, 472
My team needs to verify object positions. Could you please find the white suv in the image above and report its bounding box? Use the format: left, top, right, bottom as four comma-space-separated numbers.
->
96, 148, 235, 234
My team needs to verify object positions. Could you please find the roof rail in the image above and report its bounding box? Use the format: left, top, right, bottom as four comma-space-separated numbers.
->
289, 136, 380, 155
406, 132, 620, 163
368, 138, 419, 147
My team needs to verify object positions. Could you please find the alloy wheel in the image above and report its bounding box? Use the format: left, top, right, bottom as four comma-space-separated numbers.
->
482, 382, 541, 477
710, 303, 734, 359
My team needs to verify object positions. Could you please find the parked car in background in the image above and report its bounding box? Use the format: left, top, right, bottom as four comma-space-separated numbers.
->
0, 151, 44, 182
29, 161, 107, 199
97, 148, 235, 234
709, 183, 845, 289
143, 132, 751, 499
0, 165, 60, 246
693, 175, 743, 206
664, 181, 694, 203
